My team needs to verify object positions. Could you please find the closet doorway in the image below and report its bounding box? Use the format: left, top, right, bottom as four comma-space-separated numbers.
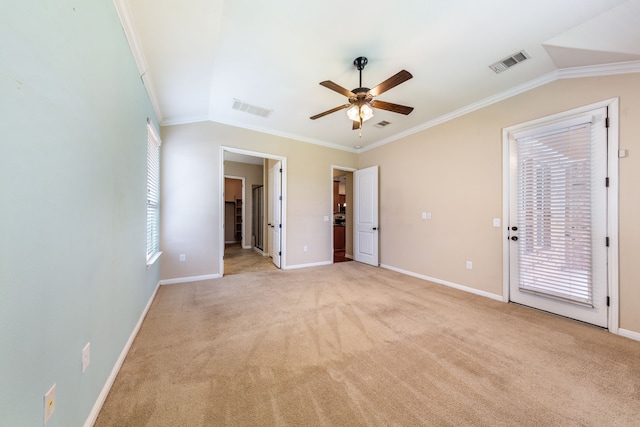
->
221, 148, 287, 275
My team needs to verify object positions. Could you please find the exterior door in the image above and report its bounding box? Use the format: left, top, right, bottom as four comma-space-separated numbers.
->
268, 161, 282, 268
354, 165, 379, 266
508, 107, 608, 327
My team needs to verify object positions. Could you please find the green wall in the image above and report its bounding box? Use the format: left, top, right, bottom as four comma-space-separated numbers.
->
0, 1, 160, 425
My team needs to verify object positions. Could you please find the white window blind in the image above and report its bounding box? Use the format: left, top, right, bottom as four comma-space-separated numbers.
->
516, 118, 594, 305
146, 121, 161, 261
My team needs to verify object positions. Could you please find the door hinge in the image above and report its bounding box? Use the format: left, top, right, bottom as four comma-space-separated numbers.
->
279, 168, 282, 173
605, 117, 610, 128
279, 196, 282, 201
279, 224, 282, 229
605, 177, 610, 187
278, 251, 281, 256
607, 296, 610, 307
606, 237, 610, 247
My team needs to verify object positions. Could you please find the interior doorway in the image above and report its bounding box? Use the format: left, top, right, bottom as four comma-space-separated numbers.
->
221, 147, 287, 276
332, 166, 355, 263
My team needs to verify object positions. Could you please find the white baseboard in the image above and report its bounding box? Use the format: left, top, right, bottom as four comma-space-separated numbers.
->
83, 281, 160, 427
253, 247, 268, 256
380, 264, 504, 302
618, 328, 640, 342
284, 260, 333, 270
159, 273, 221, 285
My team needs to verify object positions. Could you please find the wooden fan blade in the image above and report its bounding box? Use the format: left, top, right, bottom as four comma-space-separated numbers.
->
352, 120, 361, 130
310, 104, 350, 120
319, 80, 355, 98
371, 100, 414, 115
368, 70, 413, 97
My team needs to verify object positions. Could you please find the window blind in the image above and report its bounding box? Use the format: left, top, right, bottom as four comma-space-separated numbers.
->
146, 122, 161, 260
516, 118, 594, 305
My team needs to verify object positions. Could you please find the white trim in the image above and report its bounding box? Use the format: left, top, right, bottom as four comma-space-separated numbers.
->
606, 99, 620, 334
284, 260, 333, 270
111, 0, 163, 122
362, 72, 558, 152
83, 280, 160, 427
618, 328, 640, 342
502, 98, 620, 330
159, 274, 221, 285
380, 264, 504, 302
145, 251, 162, 268
558, 60, 640, 79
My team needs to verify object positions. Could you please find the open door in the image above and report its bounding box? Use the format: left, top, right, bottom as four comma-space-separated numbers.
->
268, 161, 282, 268
354, 165, 379, 266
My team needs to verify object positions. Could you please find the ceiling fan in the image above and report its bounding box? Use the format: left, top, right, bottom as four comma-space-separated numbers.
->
310, 56, 414, 131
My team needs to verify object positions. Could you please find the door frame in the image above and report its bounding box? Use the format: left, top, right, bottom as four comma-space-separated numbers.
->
220, 147, 287, 275
331, 165, 356, 263
502, 98, 619, 332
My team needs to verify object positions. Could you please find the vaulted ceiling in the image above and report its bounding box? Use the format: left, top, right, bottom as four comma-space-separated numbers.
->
117, 0, 640, 151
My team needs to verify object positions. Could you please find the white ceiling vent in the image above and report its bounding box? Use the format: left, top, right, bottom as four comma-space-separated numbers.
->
489, 50, 530, 74
232, 99, 273, 118
374, 120, 391, 128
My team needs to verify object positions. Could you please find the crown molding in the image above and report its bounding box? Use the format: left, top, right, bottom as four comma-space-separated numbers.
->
362, 61, 640, 152
112, 0, 163, 122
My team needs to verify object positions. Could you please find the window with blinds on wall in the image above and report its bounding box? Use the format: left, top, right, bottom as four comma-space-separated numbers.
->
146, 120, 161, 263
516, 118, 594, 306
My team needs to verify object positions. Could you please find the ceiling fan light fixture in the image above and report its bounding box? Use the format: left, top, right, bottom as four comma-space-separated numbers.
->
346, 103, 374, 122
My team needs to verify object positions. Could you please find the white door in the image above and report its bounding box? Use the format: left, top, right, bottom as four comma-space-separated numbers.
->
354, 165, 379, 266
268, 161, 282, 268
508, 107, 608, 327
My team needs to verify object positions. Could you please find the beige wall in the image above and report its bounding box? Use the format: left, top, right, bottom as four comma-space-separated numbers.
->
359, 73, 640, 335
160, 121, 358, 280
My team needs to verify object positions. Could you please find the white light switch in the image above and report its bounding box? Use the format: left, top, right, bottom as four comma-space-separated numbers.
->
323, 216, 329, 221
421, 212, 427, 219
493, 218, 501, 227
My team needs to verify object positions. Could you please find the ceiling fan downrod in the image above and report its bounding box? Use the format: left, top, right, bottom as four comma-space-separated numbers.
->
353, 56, 368, 89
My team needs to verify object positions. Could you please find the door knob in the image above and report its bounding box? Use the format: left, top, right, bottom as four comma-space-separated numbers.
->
373, 227, 378, 231
511, 236, 518, 241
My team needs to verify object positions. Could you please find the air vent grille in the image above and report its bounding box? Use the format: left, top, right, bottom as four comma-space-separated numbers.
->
374, 120, 391, 128
489, 50, 530, 74
232, 99, 273, 118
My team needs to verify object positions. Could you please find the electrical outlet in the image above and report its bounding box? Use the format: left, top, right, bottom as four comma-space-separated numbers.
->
82, 342, 90, 373
466, 261, 473, 270
44, 384, 56, 424
421, 212, 427, 219
179, 253, 186, 262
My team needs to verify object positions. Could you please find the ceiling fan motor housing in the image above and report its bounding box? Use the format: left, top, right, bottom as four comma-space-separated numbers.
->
353, 56, 368, 70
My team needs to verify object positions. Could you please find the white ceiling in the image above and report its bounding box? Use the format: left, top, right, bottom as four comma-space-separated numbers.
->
119, 0, 640, 152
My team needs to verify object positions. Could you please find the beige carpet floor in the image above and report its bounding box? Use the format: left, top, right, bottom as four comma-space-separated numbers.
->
223, 243, 277, 276
95, 262, 640, 426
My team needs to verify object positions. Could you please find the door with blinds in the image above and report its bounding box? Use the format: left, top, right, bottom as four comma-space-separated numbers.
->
508, 107, 608, 327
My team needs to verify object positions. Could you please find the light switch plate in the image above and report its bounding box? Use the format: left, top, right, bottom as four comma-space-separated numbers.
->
493, 218, 501, 227
44, 384, 56, 424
